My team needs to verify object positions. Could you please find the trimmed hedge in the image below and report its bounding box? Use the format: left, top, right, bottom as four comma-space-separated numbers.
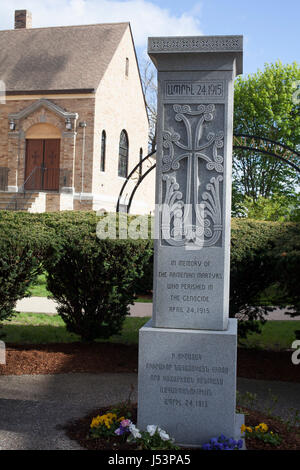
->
0, 214, 54, 337
229, 219, 298, 337
0, 211, 299, 340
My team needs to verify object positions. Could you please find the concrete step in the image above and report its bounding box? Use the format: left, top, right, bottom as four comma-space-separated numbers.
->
0, 192, 39, 198
0, 192, 40, 211
0, 196, 37, 202
0, 202, 35, 209
0, 198, 36, 205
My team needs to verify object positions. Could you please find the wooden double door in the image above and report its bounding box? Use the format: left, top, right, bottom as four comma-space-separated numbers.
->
25, 139, 60, 191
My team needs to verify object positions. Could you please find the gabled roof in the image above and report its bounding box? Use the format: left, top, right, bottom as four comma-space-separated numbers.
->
0, 22, 129, 94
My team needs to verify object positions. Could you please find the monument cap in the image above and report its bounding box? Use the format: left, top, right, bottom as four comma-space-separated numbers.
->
148, 35, 243, 75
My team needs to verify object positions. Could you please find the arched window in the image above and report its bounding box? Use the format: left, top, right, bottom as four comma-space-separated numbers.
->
125, 57, 129, 77
139, 148, 143, 180
118, 130, 129, 178
100, 130, 106, 172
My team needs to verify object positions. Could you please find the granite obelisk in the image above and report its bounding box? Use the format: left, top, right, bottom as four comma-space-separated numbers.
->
138, 35, 243, 446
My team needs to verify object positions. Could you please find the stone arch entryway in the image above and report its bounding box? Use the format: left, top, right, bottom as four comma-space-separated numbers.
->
8, 98, 78, 193
25, 123, 61, 191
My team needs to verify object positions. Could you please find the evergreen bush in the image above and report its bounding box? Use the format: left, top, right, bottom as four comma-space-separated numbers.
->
0, 213, 54, 337
43, 224, 152, 341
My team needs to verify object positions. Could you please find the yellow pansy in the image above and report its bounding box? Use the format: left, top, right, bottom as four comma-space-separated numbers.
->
90, 411, 121, 430
90, 412, 117, 429
90, 416, 103, 428
258, 423, 268, 433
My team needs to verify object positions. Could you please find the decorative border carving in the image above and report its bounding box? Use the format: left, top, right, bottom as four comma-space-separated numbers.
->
149, 36, 243, 54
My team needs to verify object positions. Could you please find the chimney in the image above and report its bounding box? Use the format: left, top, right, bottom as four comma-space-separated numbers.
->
14, 10, 32, 29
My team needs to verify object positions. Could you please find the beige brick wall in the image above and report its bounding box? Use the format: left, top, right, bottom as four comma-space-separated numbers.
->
0, 99, 27, 189
73, 198, 93, 211
93, 26, 155, 215
45, 193, 60, 212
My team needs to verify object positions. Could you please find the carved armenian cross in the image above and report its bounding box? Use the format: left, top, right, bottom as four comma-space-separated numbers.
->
161, 103, 224, 247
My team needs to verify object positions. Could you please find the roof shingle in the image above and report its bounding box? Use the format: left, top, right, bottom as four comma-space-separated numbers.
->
0, 22, 129, 93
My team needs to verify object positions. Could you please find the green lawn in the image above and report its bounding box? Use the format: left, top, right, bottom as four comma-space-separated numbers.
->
1, 313, 300, 350
27, 273, 153, 302
2, 313, 150, 345
27, 274, 52, 297
239, 320, 300, 350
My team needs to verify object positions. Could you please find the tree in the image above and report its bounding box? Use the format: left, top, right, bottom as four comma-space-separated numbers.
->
235, 193, 300, 222
233, 61, 300, 209
140, 59, 157, 152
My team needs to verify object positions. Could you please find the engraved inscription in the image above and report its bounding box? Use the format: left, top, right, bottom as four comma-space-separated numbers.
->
158, 257, 223, 316
145, 352, 230, 410
166, 81, 224, 98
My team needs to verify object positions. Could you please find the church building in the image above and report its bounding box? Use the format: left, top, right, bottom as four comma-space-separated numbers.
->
0, 10, 154, 213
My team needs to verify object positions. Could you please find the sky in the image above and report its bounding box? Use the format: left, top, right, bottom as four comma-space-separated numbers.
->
0, 0, 299, 76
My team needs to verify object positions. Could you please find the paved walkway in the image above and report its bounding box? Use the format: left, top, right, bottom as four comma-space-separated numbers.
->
0, 373, 138, 450
0, 373, 299, 450
15, 297, 297, 320
16, 297, 153, 317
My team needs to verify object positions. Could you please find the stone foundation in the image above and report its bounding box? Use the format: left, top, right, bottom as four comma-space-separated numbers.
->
137, 319, 243, 447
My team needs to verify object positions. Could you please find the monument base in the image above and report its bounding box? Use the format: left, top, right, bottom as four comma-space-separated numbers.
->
137, 319, 243, 447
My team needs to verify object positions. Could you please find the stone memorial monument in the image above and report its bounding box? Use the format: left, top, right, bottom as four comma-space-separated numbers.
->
137, 35, 244, 447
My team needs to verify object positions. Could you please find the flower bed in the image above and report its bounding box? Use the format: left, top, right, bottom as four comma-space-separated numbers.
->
84, 405, 178, 450
63, 403, 300, 451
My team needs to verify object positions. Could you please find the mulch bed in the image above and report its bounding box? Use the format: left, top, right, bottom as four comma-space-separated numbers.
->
242, 407, 300, 450
237, 348, 300, 383
63, 403, 300, 451
0, 342, 138, 375
1, 343, 299, 383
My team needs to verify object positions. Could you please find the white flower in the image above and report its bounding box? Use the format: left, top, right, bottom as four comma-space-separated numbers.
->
129, 423, 142, 439
159, 429, 170, 441
147, 425, 158, 436
146, 424, 170, 441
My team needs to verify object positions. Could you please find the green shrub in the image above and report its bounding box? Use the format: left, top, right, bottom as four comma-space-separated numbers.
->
271, 223, 300, 315
43, 225, 152, 341
229, 219, 280, 337
133, 251, 153, 295
0, 215, 53, 336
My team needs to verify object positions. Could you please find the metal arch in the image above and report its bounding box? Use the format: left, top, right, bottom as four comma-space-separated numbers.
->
233, 134, 300, 172
116, 149, 156, 212
116, 135, 300, 214
127, 164, 156, 213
